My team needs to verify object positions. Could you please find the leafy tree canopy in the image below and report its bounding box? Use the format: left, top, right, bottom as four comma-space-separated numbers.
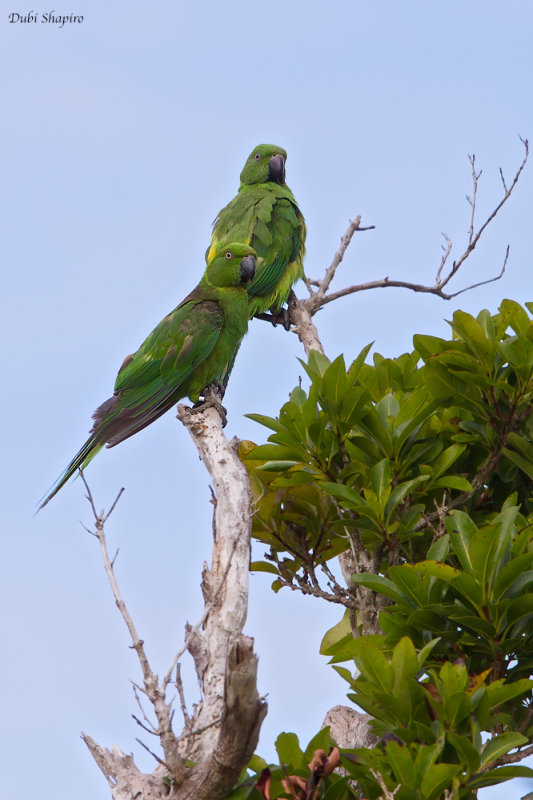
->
231, 299, 533, 799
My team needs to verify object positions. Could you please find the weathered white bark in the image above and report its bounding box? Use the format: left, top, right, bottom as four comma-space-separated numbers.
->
83, 404, 266, 799
175, 404, 267, 765
321, 706, 380, 750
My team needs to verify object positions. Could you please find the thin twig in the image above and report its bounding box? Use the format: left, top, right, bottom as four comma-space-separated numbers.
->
293, 139, 528, 322
370, 768, 401, 800
316, 216, 375, 301
439, 137, 528, 291
132, 714, 159, 736
435, 233, 453, 284
466, 153, 481, 246
132, 683, 158, 732
135, 738, 173, 771
176, 663, 191, 728
81, 476, 183, 776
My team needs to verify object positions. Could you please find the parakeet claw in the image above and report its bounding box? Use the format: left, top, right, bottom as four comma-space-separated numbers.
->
193, 382, 228, 427
255, 308, 291, 331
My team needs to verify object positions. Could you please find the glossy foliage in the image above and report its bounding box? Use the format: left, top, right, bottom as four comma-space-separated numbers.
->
233, 301, 533, 799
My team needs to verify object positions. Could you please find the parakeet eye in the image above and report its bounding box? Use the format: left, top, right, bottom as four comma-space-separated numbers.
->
254, 152, 261, 160
225, 251, 233, 259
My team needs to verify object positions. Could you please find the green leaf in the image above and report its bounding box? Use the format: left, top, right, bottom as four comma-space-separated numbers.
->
370, 458, 392, 502
486, 678, 533, 708
391, 637, 419, 688
446, 511, 478, 573
246, 413, 284, 433
444, 692, 472, 726
506, 431, 533, 477
304, 349, 331, 378
250, 444, 304, 461
427, 535, 450, 562
503, 445, 533, 481
451, 310, 494, 365
349, 639, 394, 692
250, 561, 279, 575
431, 475, 473, 492
255, 460, 300, 472
413, 560, 461, 582
350, 573, 406, 603
438, 660, 468, 694
385, 740, 415, 787
347, 342, 374, 381
500, 298, 532, 334
385, 475, 430, 517
420, 763, 461, 799
417, 638, 442, 668
430, 443, 467, 478
493, 554, 533, 600
504, 593, 533, 627
466, 764, 533, 790
375, 392, 400, 424
446, 732, 480, 773
248, 754, 268, 773
320, 610, 354, 655
319, 481, 364, 508
303, 727, 333, 761
413, 739, 443, 780
468, 523, 511, 600
479, 732, 528, 767
413, 334, 448, 360
275, 732, 303, 768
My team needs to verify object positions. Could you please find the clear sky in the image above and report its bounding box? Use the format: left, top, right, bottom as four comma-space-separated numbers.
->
2, 2, 532, 798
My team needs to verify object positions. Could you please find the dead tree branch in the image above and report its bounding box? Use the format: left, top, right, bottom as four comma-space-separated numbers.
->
80, 404, 267, 800
289, 138, 528, 355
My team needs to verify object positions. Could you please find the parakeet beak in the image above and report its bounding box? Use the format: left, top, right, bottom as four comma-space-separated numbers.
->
240, 255, 256, 282
268, 153, 286, 184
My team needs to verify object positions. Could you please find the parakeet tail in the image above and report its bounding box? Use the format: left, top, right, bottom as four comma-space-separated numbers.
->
37, 436, 104, 511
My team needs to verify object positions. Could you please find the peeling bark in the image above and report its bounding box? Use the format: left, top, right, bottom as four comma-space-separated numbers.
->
83, 404, 266, 799
322, 706, 380, 750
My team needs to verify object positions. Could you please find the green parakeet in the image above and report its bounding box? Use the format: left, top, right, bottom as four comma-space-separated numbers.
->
39, 242, 256, 509
208, 144, 306, 319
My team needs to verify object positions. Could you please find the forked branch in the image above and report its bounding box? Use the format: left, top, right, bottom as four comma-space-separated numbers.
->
290, 138, 528, 355
79, 402, 267, 800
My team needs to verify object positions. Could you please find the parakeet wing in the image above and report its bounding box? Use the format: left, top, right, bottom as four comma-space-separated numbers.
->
101, 297, 223, 446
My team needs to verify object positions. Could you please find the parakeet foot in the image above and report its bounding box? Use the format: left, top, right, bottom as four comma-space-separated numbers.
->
193, 383, 228, 427
255, 308, 291, 331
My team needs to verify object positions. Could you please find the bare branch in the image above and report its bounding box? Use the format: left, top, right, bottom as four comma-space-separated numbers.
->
370, 769, 401, 800
435, 233, 452, 284
132, 715, 159, 736
82, 404, 267, 798
467, 153, 482, 246
136, 738, 172, 770
175, 663, 191, 728
316, 215, 375, 302
438, 137, 528, 291
289, 138, 528, 343
81, 482, 184, 779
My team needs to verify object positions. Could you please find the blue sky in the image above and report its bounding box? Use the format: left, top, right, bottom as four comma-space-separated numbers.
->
2, 2, 532, 798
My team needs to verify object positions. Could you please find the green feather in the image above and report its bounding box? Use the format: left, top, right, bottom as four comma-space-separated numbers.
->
39, 242, 257, 509
209, 144, 306, 317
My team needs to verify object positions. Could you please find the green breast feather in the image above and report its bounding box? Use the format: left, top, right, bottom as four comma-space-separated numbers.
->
209, 144, 306, 317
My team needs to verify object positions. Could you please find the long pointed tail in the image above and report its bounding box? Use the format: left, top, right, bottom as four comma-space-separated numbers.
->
38, 436, 104, 510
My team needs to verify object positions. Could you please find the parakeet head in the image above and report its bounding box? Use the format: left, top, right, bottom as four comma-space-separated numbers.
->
204, 242, 257, 287
240, 144, 288, 186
